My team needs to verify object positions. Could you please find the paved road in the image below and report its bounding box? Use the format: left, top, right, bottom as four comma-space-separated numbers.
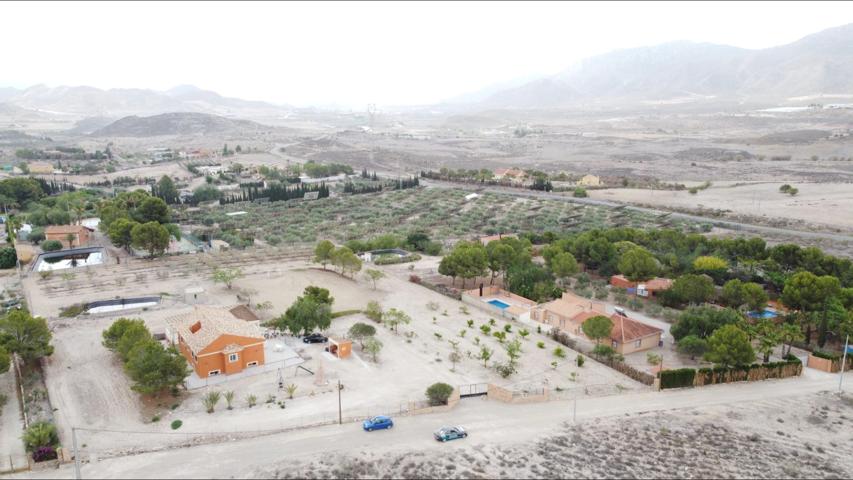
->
24, 371, 851, 479
421, 179, 853, 244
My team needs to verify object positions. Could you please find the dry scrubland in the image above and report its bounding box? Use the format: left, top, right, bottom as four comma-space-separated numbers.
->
592, 181, 853, 232
257, 391, 853, 480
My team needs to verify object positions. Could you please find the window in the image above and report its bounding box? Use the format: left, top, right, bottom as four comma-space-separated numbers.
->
208, 370, 220, 376
246, 361, 258, 367
228, 353, 239, 363
634, 339, 642, 348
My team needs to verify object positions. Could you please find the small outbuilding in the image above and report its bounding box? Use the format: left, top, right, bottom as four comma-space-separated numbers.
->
327, 337, 352, 359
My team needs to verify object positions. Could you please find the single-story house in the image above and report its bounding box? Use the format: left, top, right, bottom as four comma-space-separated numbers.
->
577, 174, 602, 187
608, 312, 663, 355
531, 291, 607, 334
45, 224, 93, 249
610, 275, 673, 298
165, 306, 266, 378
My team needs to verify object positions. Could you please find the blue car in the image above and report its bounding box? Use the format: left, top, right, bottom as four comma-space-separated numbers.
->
434, 425, 467, 442
363, 415, 394, 431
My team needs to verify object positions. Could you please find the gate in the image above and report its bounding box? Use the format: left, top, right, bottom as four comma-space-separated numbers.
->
459, 383, 488, 398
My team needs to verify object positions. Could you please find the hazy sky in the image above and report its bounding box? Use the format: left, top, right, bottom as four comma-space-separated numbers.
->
2, 1, 853, 108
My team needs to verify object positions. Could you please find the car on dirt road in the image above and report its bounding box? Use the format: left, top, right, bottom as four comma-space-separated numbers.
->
302, 333, 328, 344
434, 426, 467, 442
363, 415, 394, 431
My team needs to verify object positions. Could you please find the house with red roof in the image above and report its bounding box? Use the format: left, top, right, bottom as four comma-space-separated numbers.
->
608, 312, 663, 355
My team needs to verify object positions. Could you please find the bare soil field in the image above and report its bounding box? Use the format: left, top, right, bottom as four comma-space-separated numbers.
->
591, 181, 853, 232
257, 391, 853, 479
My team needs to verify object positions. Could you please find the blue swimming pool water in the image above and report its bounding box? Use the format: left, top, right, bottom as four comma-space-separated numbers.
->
748, 309, 778, 319
487, 299, 510, 309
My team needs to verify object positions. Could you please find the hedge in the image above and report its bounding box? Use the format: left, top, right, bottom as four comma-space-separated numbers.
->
331, 309, 362, 319
811, 350, 840, 361
661, 359, 802, 389
660, 368, 696, 389
373, 253, 422, 265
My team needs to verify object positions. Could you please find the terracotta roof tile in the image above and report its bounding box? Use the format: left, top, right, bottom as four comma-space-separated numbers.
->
610, 313, 662, 343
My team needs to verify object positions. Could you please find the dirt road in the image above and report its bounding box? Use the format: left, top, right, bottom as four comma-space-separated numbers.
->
23, 371, 851, 479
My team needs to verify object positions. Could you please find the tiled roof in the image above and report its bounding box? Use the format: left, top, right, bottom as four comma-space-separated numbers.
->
166, 306, 263, 354
228, 304, 260, 321
610, 313, 662, 343
45, 225, 90, 234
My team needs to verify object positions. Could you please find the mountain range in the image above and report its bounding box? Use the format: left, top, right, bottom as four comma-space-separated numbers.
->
1, 23, 852, 118
475, 23, 853, 109
0, 84, 288, 119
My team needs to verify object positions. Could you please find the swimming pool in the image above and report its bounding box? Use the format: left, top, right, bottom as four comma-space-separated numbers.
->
748, 308, 778, 319
487, 299, 511, 309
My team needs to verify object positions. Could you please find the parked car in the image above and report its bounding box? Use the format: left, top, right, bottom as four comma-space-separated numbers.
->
302, 333, 328, 344
363, 415, 394, 431
434, 426, 467, 442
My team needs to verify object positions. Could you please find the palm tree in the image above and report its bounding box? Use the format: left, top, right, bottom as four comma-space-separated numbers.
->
66, 233, 75, 249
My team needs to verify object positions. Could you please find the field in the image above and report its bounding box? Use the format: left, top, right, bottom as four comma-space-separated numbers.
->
185, 186, 696, 246
256, 390, 853, 479
591, 181, 853, 233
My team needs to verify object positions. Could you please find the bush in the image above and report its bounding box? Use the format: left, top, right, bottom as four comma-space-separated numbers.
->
32, 446, 57, 462
425, 382, 454, 406
537, 341, 545, 349
660, 368, 696, 389
170, 420, 183, 430
0, 246, 17, 268
811, 350, 840, 360
41, 240, 62, 252
576, 355, 585, 367
22, 421, 59, 452
331, 309, 361, 318
592, 344, 616, 358
573, 187, 588, 198
59, 304, 85, 318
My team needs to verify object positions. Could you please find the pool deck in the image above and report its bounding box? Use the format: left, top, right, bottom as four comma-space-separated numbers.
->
461, 286, 537, 322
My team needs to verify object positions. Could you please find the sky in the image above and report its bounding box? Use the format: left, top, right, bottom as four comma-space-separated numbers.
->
2, 1, 853, 108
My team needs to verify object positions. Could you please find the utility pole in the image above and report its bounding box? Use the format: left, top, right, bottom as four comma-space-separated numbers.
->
72, 427, 81, 480
840, 335, 849, 394
337, 380, 343, 425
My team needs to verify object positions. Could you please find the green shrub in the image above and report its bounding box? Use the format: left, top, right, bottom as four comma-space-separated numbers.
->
576, 355, 585, 367
331, 309, 362, 318
59, 304, 85, 318
0, 247, 17, 268
537, 341, 545, 349
660, 368, 696, 389
425, 382, 454, 406
41, 240, 62, 252
170, 420, 182, 430
22, 422, 59, 452
812, 350, 840, 360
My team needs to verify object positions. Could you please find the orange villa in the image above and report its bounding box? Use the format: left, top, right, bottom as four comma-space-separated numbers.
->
166, 306, 265, 378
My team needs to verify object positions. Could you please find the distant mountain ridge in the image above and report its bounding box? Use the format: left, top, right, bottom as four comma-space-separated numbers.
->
477, 23, 853, 109
1, 84, 288, 118
91, 112, 269, 137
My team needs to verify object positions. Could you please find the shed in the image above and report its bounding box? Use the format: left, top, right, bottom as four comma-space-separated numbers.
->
327, 337, 352, 359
